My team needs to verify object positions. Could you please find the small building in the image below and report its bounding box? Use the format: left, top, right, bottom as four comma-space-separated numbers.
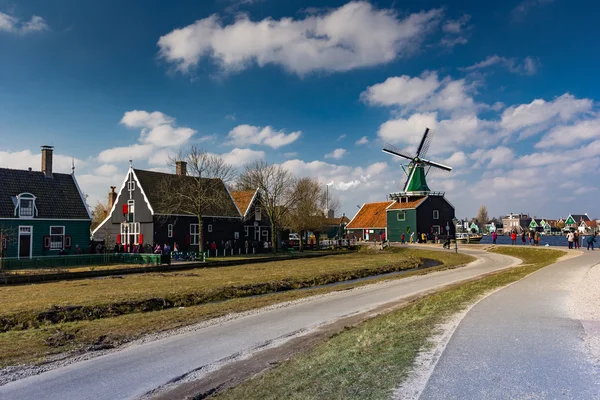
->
565, 214, 590, 230
0, 146, 91, 259
502, 213, 532, 234
323, 215, 350, 239
346, 202, 390, 241
386, 196, 455, 240
230, 189, 271, 243
579, 220, 597, 234
92, 162, 241, 251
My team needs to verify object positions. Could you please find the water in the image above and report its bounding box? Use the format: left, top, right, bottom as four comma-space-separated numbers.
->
479, 235, 575, 247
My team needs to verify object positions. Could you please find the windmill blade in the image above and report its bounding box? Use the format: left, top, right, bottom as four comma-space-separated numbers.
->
420, 158, 452, 172
418, 129, 436, 158
416, 128, 431, 157
382, 143, 414, 161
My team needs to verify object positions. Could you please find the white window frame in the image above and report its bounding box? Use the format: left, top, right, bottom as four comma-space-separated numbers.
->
128, 180, 136, 192
121, 222, 141, 245
432, 225, 441, 235
17, 225, 33, 259
208, 224, 213, 233
262, 230, 268, 237
190, 224, 199, 245
16, 193, 36, 219
168, 224, 173, 238
244, 226, 249, 237
255, 207, 262, 221
49, 226, 65, 250
433, 210, 440, 220
397, 211, 406, 221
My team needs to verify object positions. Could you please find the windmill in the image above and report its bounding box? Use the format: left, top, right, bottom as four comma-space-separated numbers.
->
382, 128, 452, 196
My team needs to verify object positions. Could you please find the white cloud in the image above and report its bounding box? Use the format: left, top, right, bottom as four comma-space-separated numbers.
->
535, 118, 600, 148
157, 2, 444, 76
120, 110, 196, 147
0, 12, 48, 34
337, 134, 347, 141
511, 0, 554, 21
460, 55, 538, 75
355, 136, 369, 145
440, 14, 471, 48
227, 124, 301, 148
361, 72, 441, 107
325, 148, 347, 159
471, 146, 514, 168
94, 164, 119, 176
500, 93, 593, 135
220, 148, 264, 166
444, 151, 468, 167
0, 149, 83, 172
97, 144, 154, 163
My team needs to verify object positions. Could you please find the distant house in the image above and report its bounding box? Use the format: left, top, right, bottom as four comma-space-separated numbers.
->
92, 162, 241, 250
0, 146, 91, 259
230, 189, 271, 243
579, 220, 597, 234
502, 213, 532, 234
565, 214, 590, 230
323, 215, 350, 239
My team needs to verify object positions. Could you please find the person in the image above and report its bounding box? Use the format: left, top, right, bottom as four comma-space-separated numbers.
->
401, 233, 405, 244
574, 231, 580, 249
173, 242, 179, 252
510, 231, 517, 245
210, 241, 217, 252
491, 231, 498, 245
154, 243, 162, 254
443, 236, 451, 249
163, 243, 170, 254
410, 231, 414, 244
567, 231, 574, 249
521, 231, 526, 244
527, 231, 532, 245
113, 243, 120, 254
245, 240, 249, 253
534, 231, 540, 246
74, 244, 82, 255
421, 232, 426, 243
586, 234, 596, 250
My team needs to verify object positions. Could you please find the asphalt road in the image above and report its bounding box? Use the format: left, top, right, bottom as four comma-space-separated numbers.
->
0, 248, 519, 400
420, 250, 600, 399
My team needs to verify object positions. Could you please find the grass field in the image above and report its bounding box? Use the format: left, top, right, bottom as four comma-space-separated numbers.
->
215, 247, 565, 400
0, 248, 472, 368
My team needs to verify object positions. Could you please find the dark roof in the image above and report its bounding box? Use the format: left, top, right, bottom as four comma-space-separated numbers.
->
569, 214, 591, 223
324, 216, 350, 225
0, 168, 90, 219
133, 169, 240, 218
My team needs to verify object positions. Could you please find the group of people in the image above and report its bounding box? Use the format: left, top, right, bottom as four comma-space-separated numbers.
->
567, 231, 597, 250
509, 230, 542, 246
398, 232, 435, 244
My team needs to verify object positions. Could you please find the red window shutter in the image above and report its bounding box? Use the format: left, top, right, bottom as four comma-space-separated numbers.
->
186, 234, 190, 245
139, 234, 143, 244
122, 204, 128, 215
43, 235, 50, 249
116, 234, 121, 244
65, 235, 72, 248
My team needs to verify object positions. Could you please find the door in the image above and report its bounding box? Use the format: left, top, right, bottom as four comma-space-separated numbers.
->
18, 226, 32, 259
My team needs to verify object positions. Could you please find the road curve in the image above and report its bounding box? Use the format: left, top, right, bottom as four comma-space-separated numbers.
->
0, 248, 519, 400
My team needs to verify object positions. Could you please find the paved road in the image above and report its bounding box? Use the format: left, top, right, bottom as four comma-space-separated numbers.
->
420, 251, 600, 399
1, 248, 518, 400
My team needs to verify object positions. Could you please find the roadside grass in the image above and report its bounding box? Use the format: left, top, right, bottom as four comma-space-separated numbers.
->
215, 247, 565, 400
0, 249, 472, 368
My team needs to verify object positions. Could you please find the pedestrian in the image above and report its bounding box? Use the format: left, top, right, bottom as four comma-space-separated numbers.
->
574, 231, 580, 249
511, 231, 517, 245
534, 231, 540, 246
567, 231, 574, 249
421, 232, 426, 243
528, 231, 532, 245
586, 234, 596, 250
491, 231, 498, 244
521, 231, 526, 244
410, 231, 414, 244
401, 233, 405, 244
75, 244, 82, 255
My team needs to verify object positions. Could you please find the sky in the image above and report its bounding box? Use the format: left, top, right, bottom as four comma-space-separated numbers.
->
1, 0, 600, 220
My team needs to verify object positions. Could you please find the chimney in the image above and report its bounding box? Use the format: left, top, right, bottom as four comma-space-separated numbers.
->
108, 186, 117, 209
41, 145, 54, 177
176, 161, 187, 176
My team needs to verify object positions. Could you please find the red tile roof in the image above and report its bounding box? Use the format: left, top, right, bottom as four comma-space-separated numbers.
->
347, 202, 393, 229
231, 190, 256, 216
386, 197, 425, 210
325, 216, 351, 225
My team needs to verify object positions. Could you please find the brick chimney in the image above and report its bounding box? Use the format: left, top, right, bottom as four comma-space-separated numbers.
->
41, 145, 54, 177
108, 186, 117, 209
176, 161, 187, 176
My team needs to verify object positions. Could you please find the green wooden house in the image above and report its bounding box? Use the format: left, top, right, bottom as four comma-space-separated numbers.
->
0, 146, 91, 259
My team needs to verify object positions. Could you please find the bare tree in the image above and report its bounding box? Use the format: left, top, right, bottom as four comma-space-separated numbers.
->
156, 146, 237, 253
91, 201, 110, 231
288, 178, 328, 250
237, 161, 297, 253
476, 205, 489, 230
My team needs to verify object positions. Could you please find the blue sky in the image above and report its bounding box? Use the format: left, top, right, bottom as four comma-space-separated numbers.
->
1, 0, 600, 219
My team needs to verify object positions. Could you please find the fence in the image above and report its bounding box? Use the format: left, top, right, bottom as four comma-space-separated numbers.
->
0, 253, 167, 270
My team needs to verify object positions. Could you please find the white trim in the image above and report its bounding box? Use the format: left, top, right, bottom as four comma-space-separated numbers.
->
131, 169, 154, 215
168, 224, 173, 238
49, 225, 66, 250
433, 210, 439, 220
72, 174, 93, 219
225, 185, 243, 217
346, 203, 366, 229
17, 225, 33, 259
91, 171, 130, 237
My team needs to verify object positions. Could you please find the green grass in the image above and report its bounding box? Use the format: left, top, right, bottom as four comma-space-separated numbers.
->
215, 247, 565, 400
0, 249, 473, 367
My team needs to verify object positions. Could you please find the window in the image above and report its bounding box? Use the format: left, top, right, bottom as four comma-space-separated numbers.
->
168, 224, 173, 238
234, 232, 239, 240
128, 180, 136, 192
262, 230, 268, 237
255, 207, 262, 221
432, 225, 441, 235
16, 194, 36, 218
128, 200, 135, 222
397, 211, 406, 221
120, 222, 141, 245
190, 224, 199, 245
208, 224, 213, 233
433, 210, 439, 220
50, 226, 65, 250
244, 226, 249, 237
